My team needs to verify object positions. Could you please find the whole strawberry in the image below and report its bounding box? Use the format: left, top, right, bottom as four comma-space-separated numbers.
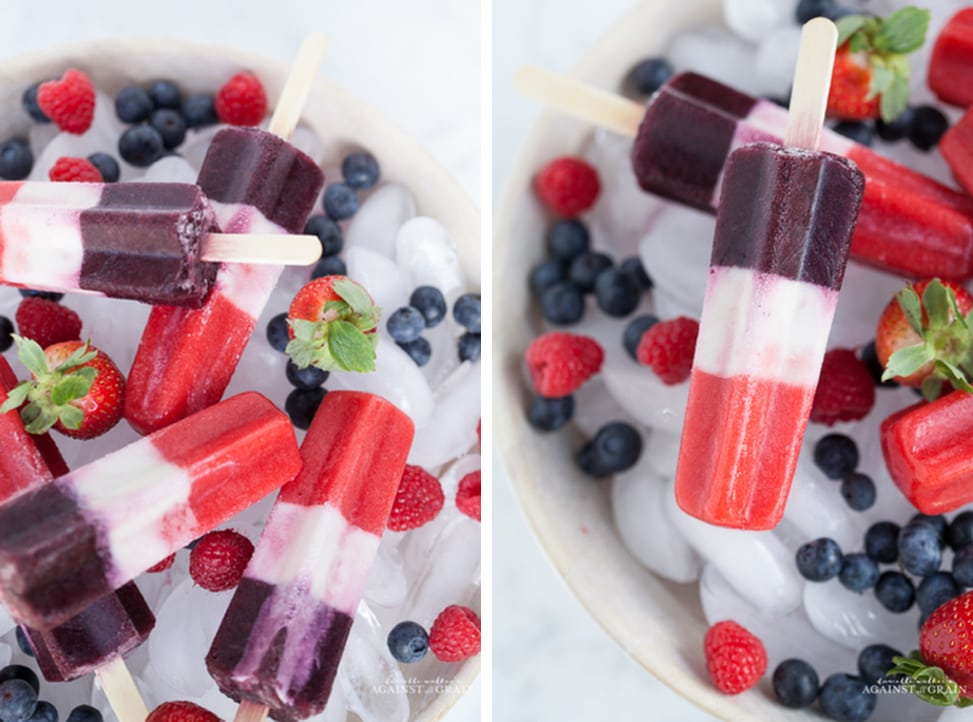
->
810, 348, 875, 425
637, 316, 699, 385
703, 620, 767, 695
287, 276, 380, 373
828, 7, 930, 122
146, 701, 221, 722
428, 605, 481, 663
388, 464, 444, 532
0, 336, 124, 439
189, 529, 254, 592
525, 332, 604, 398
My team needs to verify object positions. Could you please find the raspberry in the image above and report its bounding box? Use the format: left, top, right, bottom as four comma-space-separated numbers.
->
703, 620, 767, 695
388, 465, 444, 532
146, 701, 221, 722
456, 471, 481, 522
36, 69, 95, 134
188, 529, 254, 592
48, 157, 101, 183
810, 348, 876, 425
428, 605, 480, 663
534, 156, 600, 218
14, 298, 82, 349
525, 332, 604, 398
636, 316, 699, 385
215, 72, 268, 126
146, 553, 176, 573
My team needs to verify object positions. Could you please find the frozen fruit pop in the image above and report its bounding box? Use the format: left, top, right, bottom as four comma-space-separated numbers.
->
929, 8, 973, 108
126, 34, 328, 436
0, 181, 320, 307
0, 390, 302, 630
941, 107, 973, 196
207, 391, 415, 722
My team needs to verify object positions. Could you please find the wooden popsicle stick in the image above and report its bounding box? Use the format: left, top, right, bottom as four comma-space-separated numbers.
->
514, 66, 643, 137
233, 699, 269, 722
784, 17, 839, 150
267, 32, 329, 140
95, 657, 148, 722
201, 233, 321, 265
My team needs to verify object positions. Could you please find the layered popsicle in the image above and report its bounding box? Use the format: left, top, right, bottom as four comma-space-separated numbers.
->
0, 390, 302, 630
928, 8, 973, 108
674, 141, 865, 529
941, 108, 973, 196
125, 126, 325, 435
631, 72, 973, 280
206, 391, 415, 722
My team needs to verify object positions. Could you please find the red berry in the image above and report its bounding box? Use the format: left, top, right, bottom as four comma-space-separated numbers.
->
919, 590, 973, 694
15, 298, 82, 349
636, 316, 699, 385
534, 156, 600, 218
388, 465, 444, 532
215, 72, 268, 126
456, 471, 481, 522
36, 69, 96, 134
703, 620, 767, 695
146, 553, 176, 573
525, 332, 604, 398
48, 156, 101, 183
188, 529, 254, 592
810, 348, 876, 425
146, 701, 221, 722
428, 605, 480, 663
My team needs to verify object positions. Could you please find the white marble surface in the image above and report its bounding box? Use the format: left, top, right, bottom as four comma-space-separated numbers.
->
0, 1, 480, 721
492, 0, 718, 719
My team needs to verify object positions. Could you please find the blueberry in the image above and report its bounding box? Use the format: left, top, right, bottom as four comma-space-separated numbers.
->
818, 673, 876, 722
547, 219, 590, 262
840, 472, 876, 511
623, 314, 658, 360
948, 511, 973, 550
953, 545, 973, 586
322, 183, 360, 220
568, 252, 612, 293
87, 152, 120, 183
114, 85, 154, 123
0, 316, 13, 353
311, 255, 347, 278
875, 107, 916, 142
146, 79, 181, 110
27, 701, 57, 722
398, 337, 432, 367
593, 268, 640, 318
14, 627, 33, 656
796, 0, 838, 22
839, 553, 880, 593
0, 138, 33, 180
627, 57, 674, 97
899, 520, 943, 576
285, 387, 327, 430
864, 521, 899, 564
458, 332, 481, 363
0, 666, 39, 695
18, 289, 63, 302
858, 644, 901, 684
453, 293, 481, 333
796, 537, 843, 582
65, 706, 102, 722
527, 394, 574, 432
387, 306, 425, 343
304, 215, 343, 258
0, 679, 37, 722
266, 312, 290, 353
387, 620, 429, 663
180, 93, 218, 127
149, 109, 187, 149
910, 106, 950, 151
529, 259, 567, 298
409, 286, 447, 328
21, 82, 50, 123
813, 434, 859, 479
772, 659, 819, 708
916, 572, 961, 613
118, 124, 164, 167
874, 571, 915, 613
341, 151, 380, 190
911, 513, 948, 546
577, 422, 642, 476
285, 359, 329, 390
858, 340, 898, 388
541, 282, 584, 325
619, 256, 652, 291
833, 121, 874, 147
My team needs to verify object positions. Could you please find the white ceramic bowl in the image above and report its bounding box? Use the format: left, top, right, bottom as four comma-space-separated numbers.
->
0, 39, 480, 722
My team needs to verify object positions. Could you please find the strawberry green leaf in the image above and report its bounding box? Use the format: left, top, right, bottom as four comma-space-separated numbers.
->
889, 653, 965, 706
0, 382, 31, 414
883, 342, 934, 381
289, 318, 319, 342
923, 279, 952, 328
874, 6, 930, 54
22, 404, 58, 435
935, 359, 973, 395
57, 405, 84, 430
327, 320, 376, 372
921, 376, 946, 402
50, 374, 94, 406
333, 278, 374, 316
898, 285, 924, 335
879, 74, 911, 123
868, 62, 896, 99
12, 335, 49, 378
836, 15, 869, 46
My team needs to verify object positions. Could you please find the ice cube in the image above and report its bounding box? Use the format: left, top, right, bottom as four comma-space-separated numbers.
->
344, 183, 417, 258
571, 378, 638, 438
420, 321, 461, 391
346, 246, 412, 317
783, 452, 860, 551
179, 125, 225, 171
338, 603, 409, 722
0, 604, 16, 638
140, 155, 197, 184
408, 361, 480, 468
827, 261, 910, 350
643, 428, 682, 479
723, 0, 791, 44
754, 25, 803, 98
601, 353, 689, 433
291, 125, 327, 166
668, 25, 764, 97
438, 453, 481, 501
395, 217, 465, 300
612, 465, 701, 583
364, 537, 408, 611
